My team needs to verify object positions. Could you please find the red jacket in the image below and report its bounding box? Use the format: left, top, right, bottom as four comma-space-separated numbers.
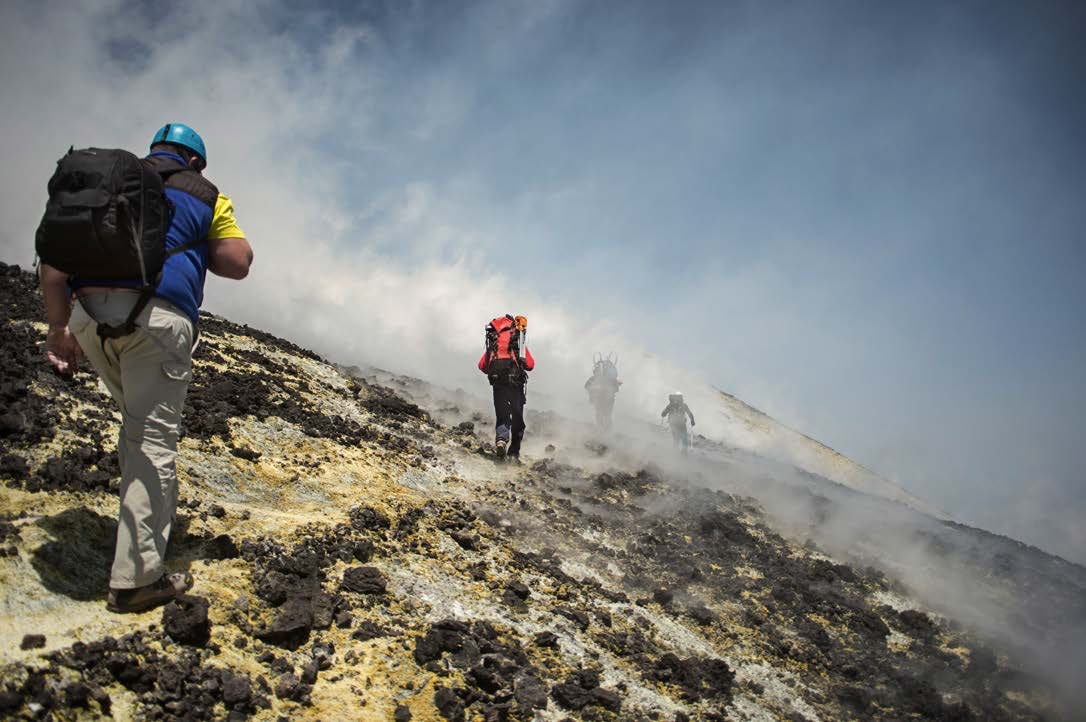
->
478, 315, 535, 373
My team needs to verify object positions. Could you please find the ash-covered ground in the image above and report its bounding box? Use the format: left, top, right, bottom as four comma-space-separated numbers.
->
0, 261, 1080, 721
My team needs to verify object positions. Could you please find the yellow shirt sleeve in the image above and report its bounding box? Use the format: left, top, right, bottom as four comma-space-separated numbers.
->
207, 193, 246, 240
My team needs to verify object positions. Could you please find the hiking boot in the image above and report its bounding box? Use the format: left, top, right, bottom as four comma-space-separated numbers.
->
107, 572, 194, 614
495, 439, 507, 459
507, 452, 522, 466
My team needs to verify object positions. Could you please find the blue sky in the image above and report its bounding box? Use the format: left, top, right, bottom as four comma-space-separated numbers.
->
2, 0, 1084, 561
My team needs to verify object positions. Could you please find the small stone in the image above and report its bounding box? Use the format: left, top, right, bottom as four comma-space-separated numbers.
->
534, 631, 558, 648
341, 566, 387, 595
394, 705, 412, 721
20, 634, 46, 650
352, 540, 375, 562
450, 531, 478, 550
274, 673, 301, 700
222, 674, 252, 706
514, 672, 547, 710
230, 447, 262, 462
64, 682, 91, 708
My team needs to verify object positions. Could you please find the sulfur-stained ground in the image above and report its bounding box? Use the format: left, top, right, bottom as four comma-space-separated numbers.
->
0, 261, 1065, 721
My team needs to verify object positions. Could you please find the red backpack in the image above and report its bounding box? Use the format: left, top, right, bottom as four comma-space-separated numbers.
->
484, 315, 528, 384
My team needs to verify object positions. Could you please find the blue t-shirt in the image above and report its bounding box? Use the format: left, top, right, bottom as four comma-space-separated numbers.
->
71, 151, 245, 326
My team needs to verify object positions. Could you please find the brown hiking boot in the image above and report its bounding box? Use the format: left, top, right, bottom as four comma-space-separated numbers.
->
107, 572, 194, 614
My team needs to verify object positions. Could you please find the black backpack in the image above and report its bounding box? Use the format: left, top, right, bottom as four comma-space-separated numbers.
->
35, 147, 190, 339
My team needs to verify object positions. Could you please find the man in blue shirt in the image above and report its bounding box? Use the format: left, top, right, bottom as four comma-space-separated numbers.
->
39, 123, 253, 613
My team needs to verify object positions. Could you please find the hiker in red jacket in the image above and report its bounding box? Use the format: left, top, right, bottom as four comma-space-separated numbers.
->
478, 315, 534, 462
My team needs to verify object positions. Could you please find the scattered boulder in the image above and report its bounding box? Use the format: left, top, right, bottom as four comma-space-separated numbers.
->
254, 597, 314, 649
162, 596, 211, 647
341, 566, 387, 595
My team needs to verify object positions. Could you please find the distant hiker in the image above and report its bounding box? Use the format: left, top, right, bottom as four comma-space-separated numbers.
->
661, 391, 695, 453
478, 314, 534, 462
584, 352, 621, 431
36, 124, 253, 613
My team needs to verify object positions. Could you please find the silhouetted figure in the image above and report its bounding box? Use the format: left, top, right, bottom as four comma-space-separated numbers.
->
661, 391, 695, 453
584, 353, 621, 431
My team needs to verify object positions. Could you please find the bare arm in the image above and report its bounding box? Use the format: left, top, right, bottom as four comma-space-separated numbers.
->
39, 263, 73, 326
38, 263, 81, 375
686, 404, 695, 426
207, 236, 253, 279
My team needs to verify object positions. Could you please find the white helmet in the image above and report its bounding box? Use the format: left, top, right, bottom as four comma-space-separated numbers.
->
673, 390, 683, 397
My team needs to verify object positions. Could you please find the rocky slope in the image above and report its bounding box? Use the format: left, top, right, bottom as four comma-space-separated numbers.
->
706, 390, 944, 518
0, 261, 1078, 721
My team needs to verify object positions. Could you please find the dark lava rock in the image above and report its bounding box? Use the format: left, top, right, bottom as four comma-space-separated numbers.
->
348, 506, 391, 532
359, 384, 427, 421
507, 581, 530, 600
646, 653, 734, 702
63, 681, 91, 709
254, 597, 314, 649
256, 570, 292, 606
534, 631, 559, 648
394, 705, 412, 721
352, 539, 375, 562
414, 620, 470, 664
686, 604, 715, 625
554, 606, 590, 630
551, 682, 593, 710
551, 668, 622, 711
591, 687, 622, 712
162, 596, 211, 647
341, 565, 387, 595
352, 621, 389, 642
20, 634, 46, 650
0, 454, 29, 480
222, 673, 252, 706
653, 587, 675, 605
311, 641, 336, 670
230, 446, 262, 462
433, 686, 466, 721
899, 609, 939, 640
205, 534, 239, 560
312, 592, 335, 629
300, 659, 319, 685
514, 672, 548, 710
450, 530, 479, 550
0, 691, 23, 714
274, 673, 303, 701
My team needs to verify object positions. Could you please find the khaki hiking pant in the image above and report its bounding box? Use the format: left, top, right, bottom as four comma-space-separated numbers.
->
69, 290, 194, 590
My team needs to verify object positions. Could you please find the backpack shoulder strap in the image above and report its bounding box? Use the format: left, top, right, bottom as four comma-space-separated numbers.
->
144, 155, 219, 209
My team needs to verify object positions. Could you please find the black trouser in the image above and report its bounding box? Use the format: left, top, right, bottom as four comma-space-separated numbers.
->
493, 383, 527, 455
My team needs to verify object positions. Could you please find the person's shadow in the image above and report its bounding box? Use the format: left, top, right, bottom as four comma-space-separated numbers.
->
30, 508, 116, 601
30, 508, 199, 600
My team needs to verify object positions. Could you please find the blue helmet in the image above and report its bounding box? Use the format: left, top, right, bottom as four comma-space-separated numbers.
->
150, 123, 207, 165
